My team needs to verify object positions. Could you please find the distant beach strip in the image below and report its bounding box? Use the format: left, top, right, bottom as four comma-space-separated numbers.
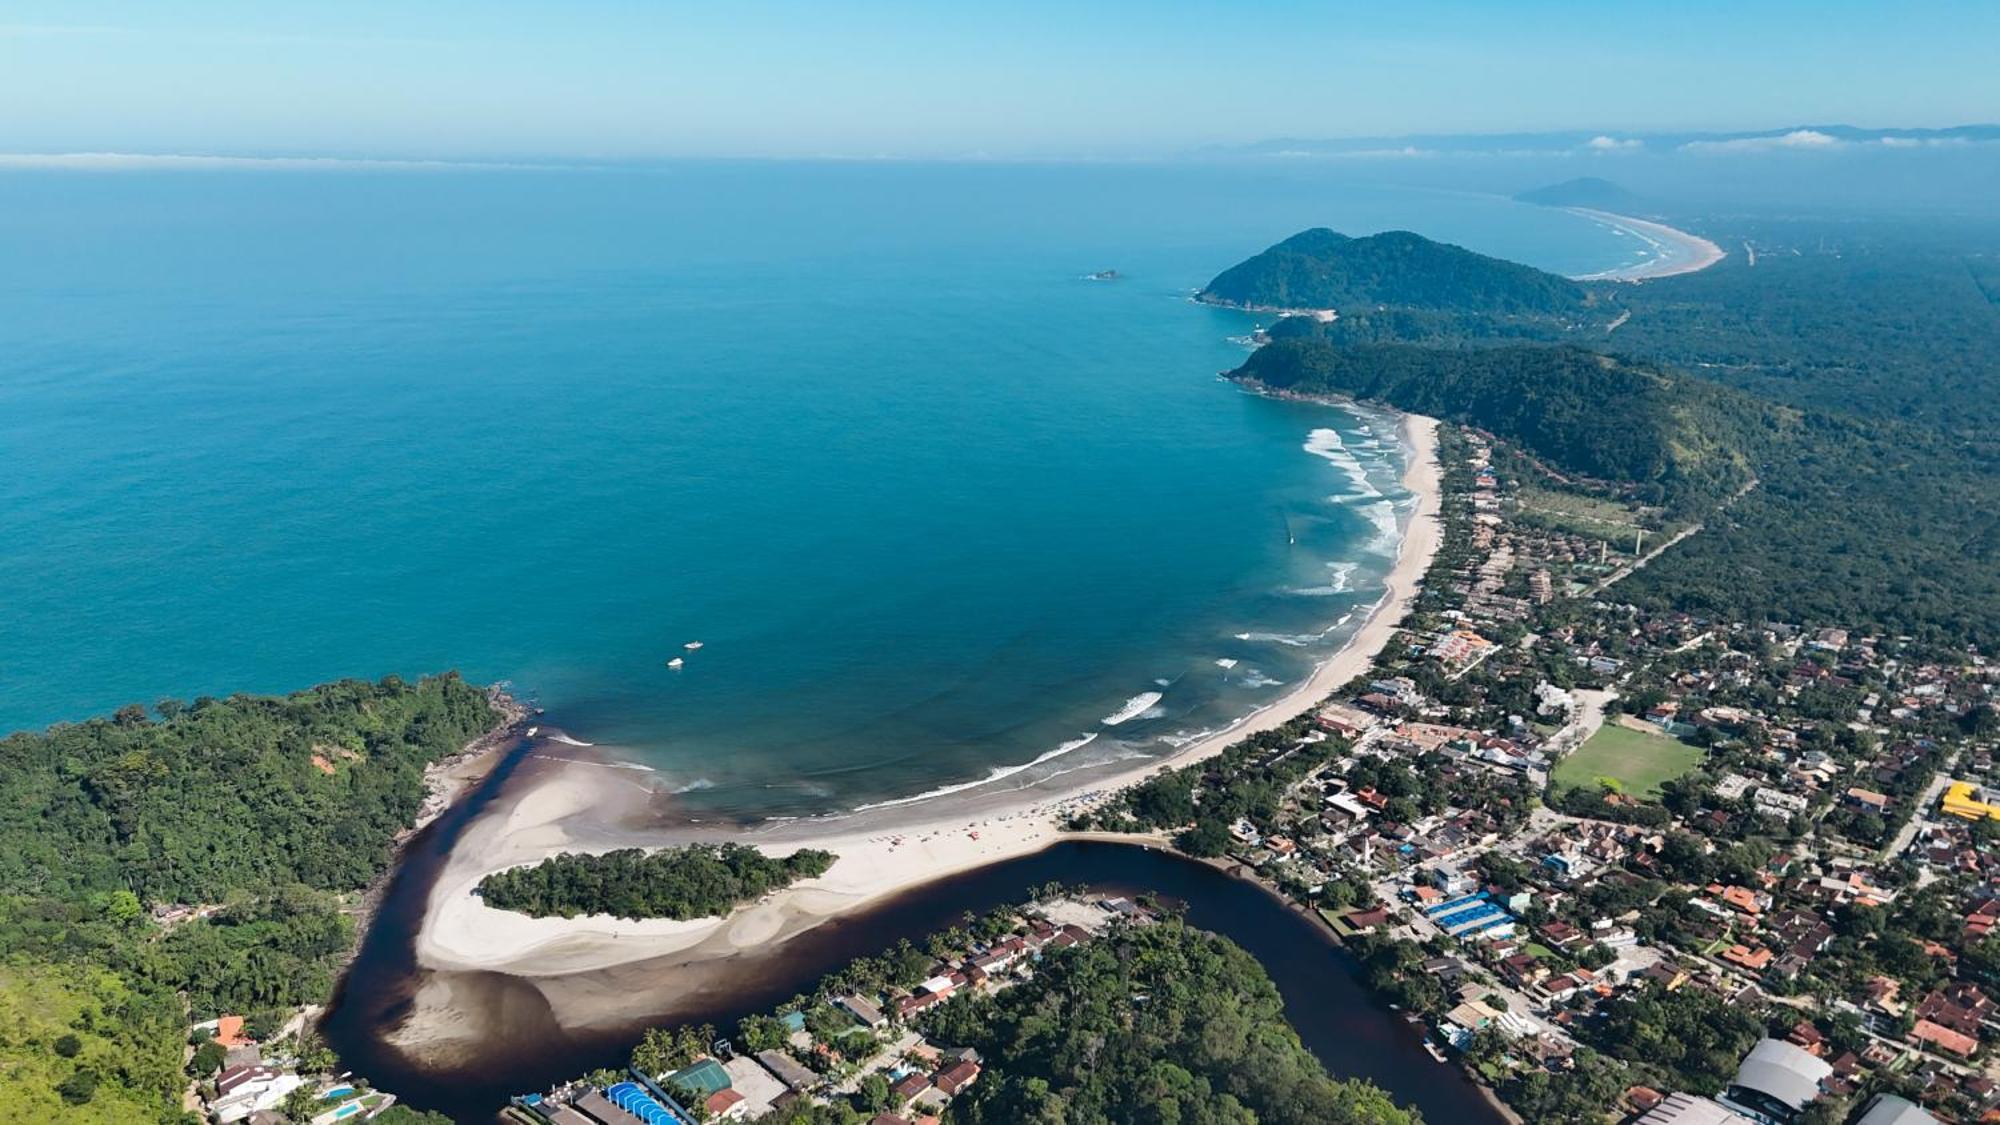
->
1565, 208, 1726, 281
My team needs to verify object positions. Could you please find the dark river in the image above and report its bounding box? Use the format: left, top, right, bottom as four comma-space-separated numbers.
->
323, 742, 1501, 1123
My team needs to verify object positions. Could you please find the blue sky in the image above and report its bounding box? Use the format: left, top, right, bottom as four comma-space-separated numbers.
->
3, 1, 1996, 159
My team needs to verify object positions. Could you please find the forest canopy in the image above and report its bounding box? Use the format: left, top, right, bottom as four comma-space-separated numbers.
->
1200, 227, 1593, 317
476, 843, 836, 920
925, 920, 1417, 1125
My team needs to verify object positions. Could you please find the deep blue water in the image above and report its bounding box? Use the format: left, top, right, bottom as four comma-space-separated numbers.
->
0, 161, 1631, 816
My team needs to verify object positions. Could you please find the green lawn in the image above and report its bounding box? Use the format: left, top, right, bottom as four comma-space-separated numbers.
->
1551, 722, 1705, 800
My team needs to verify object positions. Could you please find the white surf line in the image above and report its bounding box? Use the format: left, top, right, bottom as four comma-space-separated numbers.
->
1563, 208, 1726, 281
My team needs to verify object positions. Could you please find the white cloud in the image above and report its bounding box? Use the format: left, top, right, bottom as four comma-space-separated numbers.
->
1680, 128, 1843, 153
1586, 135, 1642, 151
1878, 135, 1972, 148
0, 152, 555, 172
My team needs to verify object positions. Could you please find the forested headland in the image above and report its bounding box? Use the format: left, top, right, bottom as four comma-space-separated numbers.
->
476, 843, 836, 920
1217, 223, 2000, 648
1199, 227, 1597, 317
0, 674, 502, 1121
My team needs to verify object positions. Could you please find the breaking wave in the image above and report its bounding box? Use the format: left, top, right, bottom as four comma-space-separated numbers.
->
1303, 427, 1382, 500
1102, 691, 1165, 726
850, 733, 1101, 811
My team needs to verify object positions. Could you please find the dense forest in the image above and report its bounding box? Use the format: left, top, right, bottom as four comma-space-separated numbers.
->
923, 921, 1417, 1124
476, 843, 836, 920
1606, 218, 2000, 452
1225, 222, 2000, 647
1236, 339, 1757, 513
1200, 227, 1595, 317
0, 675, 500, 1121
0, 674, 499, 903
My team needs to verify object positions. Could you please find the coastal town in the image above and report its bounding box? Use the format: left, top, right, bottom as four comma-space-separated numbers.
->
505, 894, 1136, 1125
449, 410, 2000, 1125
1068, 422, 2000, 1124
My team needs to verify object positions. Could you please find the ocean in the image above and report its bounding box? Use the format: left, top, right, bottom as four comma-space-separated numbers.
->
0, 160, 1632, 817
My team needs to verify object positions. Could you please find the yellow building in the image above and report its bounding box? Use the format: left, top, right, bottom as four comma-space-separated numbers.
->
1941, 781, 2000, 822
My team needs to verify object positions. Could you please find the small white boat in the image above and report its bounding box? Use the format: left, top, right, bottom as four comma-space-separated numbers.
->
667, 657, 685, 669
684, 641, 704, 651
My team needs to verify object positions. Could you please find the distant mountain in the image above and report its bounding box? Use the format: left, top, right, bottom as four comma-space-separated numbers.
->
1513, 177, 1639, 210
1196, 123, 2000, 159
1198, 228, 1589, 316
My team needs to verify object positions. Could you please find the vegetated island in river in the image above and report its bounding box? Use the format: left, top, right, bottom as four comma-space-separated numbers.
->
477, 843, 835, 921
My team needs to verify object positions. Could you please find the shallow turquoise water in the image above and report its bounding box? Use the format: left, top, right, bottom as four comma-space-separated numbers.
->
0, 162, 1631, 816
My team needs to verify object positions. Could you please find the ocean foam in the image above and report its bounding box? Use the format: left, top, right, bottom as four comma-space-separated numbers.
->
850, 733, 1100, 811
1303, 428, 1382, 500
1288, 560, 1358, 597
546, 732, 595, 747
1360, 499, 1400, 555
671, 778, 716, 794
1234, 631, 1316, 646
1102, 691, 1165, 726
1214, 658, 1239, 669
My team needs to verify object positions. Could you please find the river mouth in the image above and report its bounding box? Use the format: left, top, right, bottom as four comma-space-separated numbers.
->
322, 752, 1500, 1125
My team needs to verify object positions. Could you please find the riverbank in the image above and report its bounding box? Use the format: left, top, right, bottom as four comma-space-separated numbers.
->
349, 688, 534, 962
1567, 208, 1726, 280
409, 411, 1443, 992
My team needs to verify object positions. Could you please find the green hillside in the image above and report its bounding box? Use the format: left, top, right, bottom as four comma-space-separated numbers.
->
1198, 228, 1593, 316
1236, 338, 1756, 512
1231, 335, 1998, 646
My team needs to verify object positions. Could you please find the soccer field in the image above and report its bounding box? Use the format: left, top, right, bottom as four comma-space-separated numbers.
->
1551, 722, 1705, 799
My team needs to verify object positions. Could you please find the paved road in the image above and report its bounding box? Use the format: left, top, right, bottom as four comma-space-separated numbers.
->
1880, 750, 1963, 863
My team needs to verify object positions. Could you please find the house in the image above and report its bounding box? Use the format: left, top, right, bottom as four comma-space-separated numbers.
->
836, 995, 888, 1029
756, 1050, 818, 1093
896, 992, 945, 1018
1539, 920, 1584, 948
1712, 884, 1768, 916
214, 1015, 254, 1049
892, 1073, 932, 1103
1914, 982, 1992, 1044
1845, 788, 1892, 815
1342, 906, 1392, 932
1911, 1019, 1978, 1057
1642, 961, 1690, 991
706, 1089, 748, 1120
211, 1068, 305, 1125
933, 1060, 980, 1096
1721, 944, 1774, 973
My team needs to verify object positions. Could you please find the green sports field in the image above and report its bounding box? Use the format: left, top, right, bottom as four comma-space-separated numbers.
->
1551, 722, 1704, 799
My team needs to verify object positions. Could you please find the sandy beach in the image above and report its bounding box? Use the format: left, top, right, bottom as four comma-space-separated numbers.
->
409, 412, 1443, 999
1567, 208, 1726, 280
